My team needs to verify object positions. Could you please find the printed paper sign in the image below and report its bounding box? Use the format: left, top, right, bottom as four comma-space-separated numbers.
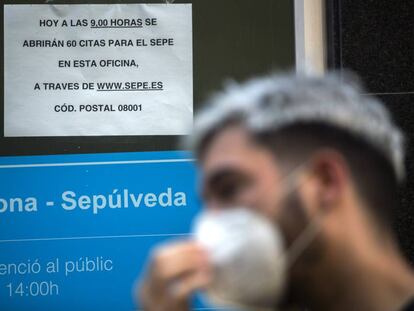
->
4, 4, 193, 137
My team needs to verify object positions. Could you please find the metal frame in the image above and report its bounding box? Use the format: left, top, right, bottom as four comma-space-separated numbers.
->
294, 0, 327, 75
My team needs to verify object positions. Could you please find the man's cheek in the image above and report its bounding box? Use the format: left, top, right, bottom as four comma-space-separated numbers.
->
276, 193, 309, 247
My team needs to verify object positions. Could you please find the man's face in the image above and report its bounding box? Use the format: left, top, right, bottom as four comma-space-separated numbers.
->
201, 125, 294, 223
200, 125, 329, 306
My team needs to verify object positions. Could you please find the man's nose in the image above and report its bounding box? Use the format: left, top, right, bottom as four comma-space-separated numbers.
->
205, 201, 239, 212
205, 201, 222, 211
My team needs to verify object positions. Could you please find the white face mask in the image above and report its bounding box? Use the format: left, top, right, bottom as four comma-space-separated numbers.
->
193, 164, 322, 310
193, 207, 286, 311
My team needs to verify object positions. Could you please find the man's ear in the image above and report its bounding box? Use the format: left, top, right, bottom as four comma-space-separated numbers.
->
307, 149, 351, 212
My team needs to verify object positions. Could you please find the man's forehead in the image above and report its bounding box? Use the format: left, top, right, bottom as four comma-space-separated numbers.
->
200, 125, 279, 175
202, 126, 256, 166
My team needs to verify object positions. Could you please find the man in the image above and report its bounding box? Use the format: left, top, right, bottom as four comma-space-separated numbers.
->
138, 73, 414, 311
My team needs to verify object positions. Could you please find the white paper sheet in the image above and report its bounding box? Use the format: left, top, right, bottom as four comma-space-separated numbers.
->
4, 4, 193, 137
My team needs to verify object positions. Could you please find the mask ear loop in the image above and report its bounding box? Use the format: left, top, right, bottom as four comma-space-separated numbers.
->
268, 162, 325, 267
285, 209, 324, 266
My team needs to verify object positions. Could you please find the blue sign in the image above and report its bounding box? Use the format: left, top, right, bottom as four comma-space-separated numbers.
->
0, 151, 214, 310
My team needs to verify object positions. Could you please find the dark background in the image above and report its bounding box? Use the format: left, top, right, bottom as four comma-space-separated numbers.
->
326, 0, 414, 264
0, 0, 295, 155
